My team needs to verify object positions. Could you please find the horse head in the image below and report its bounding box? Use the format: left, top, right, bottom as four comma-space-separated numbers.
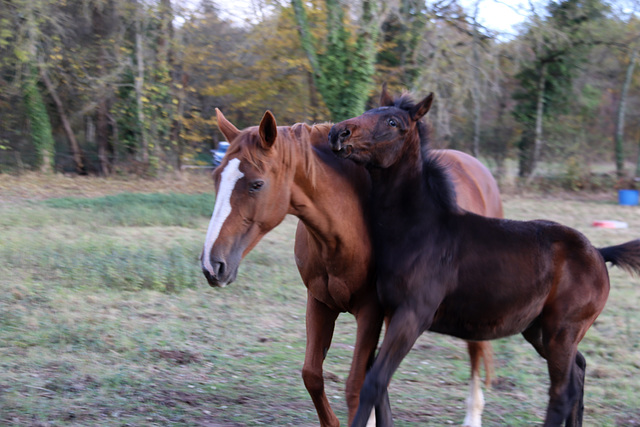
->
201, 109, 293, 287
328, 87, 434, 168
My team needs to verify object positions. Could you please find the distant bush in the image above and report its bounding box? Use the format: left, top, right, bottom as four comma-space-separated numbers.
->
523, 171, 618, 193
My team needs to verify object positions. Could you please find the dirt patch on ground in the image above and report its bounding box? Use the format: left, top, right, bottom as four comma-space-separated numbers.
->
151, 349, 202, 365
616, 411, 640, 426
0, 171, 214, 203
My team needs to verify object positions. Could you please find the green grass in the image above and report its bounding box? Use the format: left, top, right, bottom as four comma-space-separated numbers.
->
0, 190, 639, 425
1, 193, 214, 293
40, 192, 216, 227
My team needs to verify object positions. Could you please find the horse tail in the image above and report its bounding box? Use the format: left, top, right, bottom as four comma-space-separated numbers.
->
599, 239, 640, 276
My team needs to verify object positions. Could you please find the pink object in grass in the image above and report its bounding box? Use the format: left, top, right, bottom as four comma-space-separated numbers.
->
592, 220, 628, 229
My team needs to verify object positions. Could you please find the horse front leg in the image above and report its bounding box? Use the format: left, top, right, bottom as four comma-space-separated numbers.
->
345, 298, 385, 426
302, 293, 340, 427
351, 307, 424, 427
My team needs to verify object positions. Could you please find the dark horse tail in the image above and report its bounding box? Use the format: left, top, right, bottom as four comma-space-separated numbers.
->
599, 239, 640, 275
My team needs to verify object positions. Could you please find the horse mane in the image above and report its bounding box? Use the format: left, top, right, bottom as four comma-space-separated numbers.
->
225, 122, 325, 188
422, 152, 460, 214
392, 92, 459, 214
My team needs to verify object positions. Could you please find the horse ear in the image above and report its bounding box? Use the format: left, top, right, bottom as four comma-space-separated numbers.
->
259, 110, 278, 149
216, 108, 241, 142
379, 82, 394, 107
410, 93, 434, 122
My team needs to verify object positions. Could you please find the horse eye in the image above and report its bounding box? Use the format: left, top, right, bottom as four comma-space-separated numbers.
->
249, 180, 264, 193
388, 118, 397, 128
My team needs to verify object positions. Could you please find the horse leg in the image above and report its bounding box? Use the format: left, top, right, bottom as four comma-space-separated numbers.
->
302, 293, 340, 427
345, 299, 385, 426
523, 322, 582, 427
351, 307, 424, 427
463, 341, 490, 427
565, 351, 586, 427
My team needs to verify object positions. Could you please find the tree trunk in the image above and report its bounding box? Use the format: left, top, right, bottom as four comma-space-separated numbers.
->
135, 1, 148, 165
159, 0, 178, 172
23, 66, 55, 173
307, 70, 319, 122
21, 1, 55, 173
40, 69, 85, 174
522, 62, 548, 181
292, 0, 380, 121
97, 97, 111, 176
172, 72, 188, 172
350, 0, 379, 115
291, 0, 323, 86
92, 3, 112, 176
108, 113, 120, 166
616, 46, 637, 177
471, 1, 482, 158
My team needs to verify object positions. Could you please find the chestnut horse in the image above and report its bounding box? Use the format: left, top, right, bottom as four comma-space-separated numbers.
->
328, 90, 640, 426
201, 106, 502, 426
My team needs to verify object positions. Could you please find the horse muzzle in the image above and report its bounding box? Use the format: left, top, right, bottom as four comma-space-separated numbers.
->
201, 255, 238, 288
333, 144, 353, 159
328, 126, 354, 157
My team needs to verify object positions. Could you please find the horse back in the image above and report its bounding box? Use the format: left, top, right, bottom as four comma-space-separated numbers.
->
434, 149, 503, 218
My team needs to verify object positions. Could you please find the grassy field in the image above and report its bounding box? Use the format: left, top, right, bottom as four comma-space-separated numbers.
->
0, 173, 639, 426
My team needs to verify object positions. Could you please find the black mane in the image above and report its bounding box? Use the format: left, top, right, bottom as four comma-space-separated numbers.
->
422, 152, 460, 215
392, 93, 459, 214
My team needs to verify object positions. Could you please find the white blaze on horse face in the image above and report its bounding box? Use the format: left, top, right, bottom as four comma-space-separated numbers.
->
202, 158, 244, 278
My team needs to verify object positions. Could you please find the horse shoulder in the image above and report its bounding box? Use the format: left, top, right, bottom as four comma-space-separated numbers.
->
293, 192, 373, 314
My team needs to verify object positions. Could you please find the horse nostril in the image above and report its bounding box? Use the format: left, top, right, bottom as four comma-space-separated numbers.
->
202, 257, 226, 280
340, 129, 351, 140
214, 260, 226, 278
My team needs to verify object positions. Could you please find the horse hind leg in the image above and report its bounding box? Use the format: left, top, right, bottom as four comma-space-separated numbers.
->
523, 323, 584, 427
565, 351, 586, 427
542, 349, 583, 427
463, 341, 491, 427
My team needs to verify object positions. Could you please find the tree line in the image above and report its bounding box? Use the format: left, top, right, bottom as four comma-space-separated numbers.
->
1, 0, 639, 185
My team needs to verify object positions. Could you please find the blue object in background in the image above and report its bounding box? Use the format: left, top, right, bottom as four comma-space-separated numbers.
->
211, 141, 229, 167
618, 189, 639, 206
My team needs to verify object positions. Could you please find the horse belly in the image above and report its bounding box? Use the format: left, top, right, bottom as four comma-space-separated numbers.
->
428, 295, 547, 341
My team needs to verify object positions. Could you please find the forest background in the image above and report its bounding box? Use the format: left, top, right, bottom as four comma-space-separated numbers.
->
1, 0, 640, 190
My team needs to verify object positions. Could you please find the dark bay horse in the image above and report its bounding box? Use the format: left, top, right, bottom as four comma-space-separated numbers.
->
201, 107, 502, 426
328, 91, 640, 427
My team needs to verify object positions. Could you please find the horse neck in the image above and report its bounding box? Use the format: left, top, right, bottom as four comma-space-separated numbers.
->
369, 143, 458, 226
288, 125, 370, 246
369, 137, 425, 210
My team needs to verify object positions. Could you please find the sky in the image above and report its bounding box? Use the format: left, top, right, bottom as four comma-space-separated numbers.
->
461, 0, 530, 36
217, 0, 532, 36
